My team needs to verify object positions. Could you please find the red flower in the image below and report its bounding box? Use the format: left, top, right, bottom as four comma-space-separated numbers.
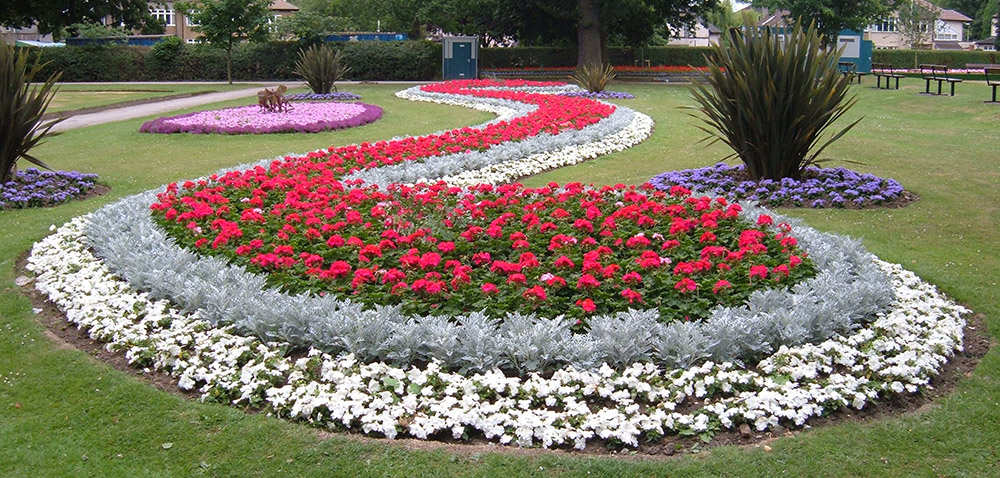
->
712, 280, 732, 294
418, 252, 441, 269
507, 273, 527, 285
621, 288, 643, 303
749, 265, 768, 279
437, 241, 456, 253
481, 283, 499, 294
523, 285, 547, 301
576, 274, 601, 289
674, 277, 697, 293
576, 298, 597, 313
472, 252, 492, 265
757, 214, 773, 226
622, 271, 642, 284
789, 255, 803, 268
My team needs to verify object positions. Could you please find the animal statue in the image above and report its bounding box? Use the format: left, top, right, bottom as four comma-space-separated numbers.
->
257, 85, 291, 113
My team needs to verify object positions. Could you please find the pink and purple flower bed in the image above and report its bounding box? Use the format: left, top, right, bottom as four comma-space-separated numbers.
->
139, 102, 383, 135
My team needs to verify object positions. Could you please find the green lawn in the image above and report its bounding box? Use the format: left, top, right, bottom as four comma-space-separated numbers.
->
46, 83, 264, 113
2, 81, 999, 477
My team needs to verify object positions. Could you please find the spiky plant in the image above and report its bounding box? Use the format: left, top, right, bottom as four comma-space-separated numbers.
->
294, 44, 350, 94
1, 43, 63, 183
688, 20, 860, 181
571, 63, 616, 93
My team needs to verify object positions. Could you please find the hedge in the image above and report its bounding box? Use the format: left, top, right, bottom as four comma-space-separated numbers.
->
872, 49, 1000, 69
478, 46, 714, 69
26, 40, 442, 82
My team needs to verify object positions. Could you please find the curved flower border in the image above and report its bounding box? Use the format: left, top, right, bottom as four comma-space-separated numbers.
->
82, 84, 891, 372
24, 80, 969, 448
138, 102, 384, 135
27, 218, 967, 448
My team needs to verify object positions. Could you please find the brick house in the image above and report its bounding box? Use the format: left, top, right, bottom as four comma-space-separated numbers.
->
149, 0, 298, 43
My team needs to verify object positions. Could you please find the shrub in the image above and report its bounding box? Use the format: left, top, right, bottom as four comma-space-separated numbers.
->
571, 63, 616, 92
688, 21, 859, 181
873, 49, 1000, 69
0, 43, 62, 183
294, 44, 350, 94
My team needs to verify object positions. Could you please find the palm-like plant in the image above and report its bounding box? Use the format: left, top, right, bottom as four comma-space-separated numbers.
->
688, 20, 860, 181
571, 63, 616, 93
1, 43, 63, 183
294, 44, 350, 94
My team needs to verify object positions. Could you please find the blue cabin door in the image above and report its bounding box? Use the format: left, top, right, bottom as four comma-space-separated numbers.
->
452, 41, 472, 78
443, 37, 478, 79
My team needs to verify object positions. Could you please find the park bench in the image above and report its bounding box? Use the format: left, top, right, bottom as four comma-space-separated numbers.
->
965, 63, 1000, 70
986, 67, 1000, 103
919, 64, 962, 96
871, 63, 904, 90
838, 61, 867, 84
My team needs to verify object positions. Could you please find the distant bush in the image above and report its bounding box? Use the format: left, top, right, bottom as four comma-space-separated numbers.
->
27, 40, 441, 82
873, 49, 1000, 69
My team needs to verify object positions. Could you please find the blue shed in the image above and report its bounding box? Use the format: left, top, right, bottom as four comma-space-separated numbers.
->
836, 29, 873, 73
442, 36, 478, 80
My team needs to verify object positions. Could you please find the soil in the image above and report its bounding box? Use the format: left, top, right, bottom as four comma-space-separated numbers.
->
13, 252, 992, 459
42, 91, 216, 121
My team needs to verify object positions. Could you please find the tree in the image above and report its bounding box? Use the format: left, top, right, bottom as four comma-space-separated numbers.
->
177, 0, 273, 84
504, 0, 713, 69
896, 0, 940, 53
274, 11, 353, 45
0, 0, 160, 35
750, 0, 894, 45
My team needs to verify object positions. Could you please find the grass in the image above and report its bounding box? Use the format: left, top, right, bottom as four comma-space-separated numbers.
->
46, 83, 263, 113
2, 80, 999, 477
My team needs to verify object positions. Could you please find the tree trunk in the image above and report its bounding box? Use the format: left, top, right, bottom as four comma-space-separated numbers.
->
226, 49, 233, 84
577, 0, 603, 69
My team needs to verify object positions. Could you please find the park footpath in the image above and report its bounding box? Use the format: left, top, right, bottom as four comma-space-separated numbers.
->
49, 81, 434, 132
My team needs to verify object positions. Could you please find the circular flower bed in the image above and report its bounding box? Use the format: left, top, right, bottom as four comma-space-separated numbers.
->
152, 181, 814, 325
0, 168, 99, 209
560, 91, 635, 100
649, 163, 906, 208
25, 79, 967, 450
139, 102, 383, 135
287, 92, 362, 101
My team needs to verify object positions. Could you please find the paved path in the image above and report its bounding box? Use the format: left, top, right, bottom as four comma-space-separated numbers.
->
50, 84, 281, 132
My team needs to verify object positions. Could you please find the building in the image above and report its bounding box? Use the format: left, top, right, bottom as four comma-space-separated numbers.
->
667, 21, 722, 47
148, 0, 298, 43
754, 1, 974, 50
0, 24, 54, 44
865, 0, 973, 50
973, 15, 998, 51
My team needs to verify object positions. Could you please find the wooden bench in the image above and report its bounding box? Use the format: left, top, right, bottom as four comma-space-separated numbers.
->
986, 67, 1000, 103
871, 63, 904, 90
966, 63, 1000, 70
838, 61, 867, 84
919, 64, 962, 96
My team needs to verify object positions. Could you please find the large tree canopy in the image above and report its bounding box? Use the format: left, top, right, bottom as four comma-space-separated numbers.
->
502, 0, 714, 68
177, 0, 273, 84
751, 0, 894, 44
0, 0, 159, 35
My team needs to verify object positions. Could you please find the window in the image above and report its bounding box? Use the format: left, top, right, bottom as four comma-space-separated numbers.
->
186, 13, 199, 26
185, 38, 197, 44
869, 19, 897, 32
150, 7, 175, 26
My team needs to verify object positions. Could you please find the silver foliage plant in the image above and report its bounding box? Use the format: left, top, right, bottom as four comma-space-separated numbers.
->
82, 84, 894, 373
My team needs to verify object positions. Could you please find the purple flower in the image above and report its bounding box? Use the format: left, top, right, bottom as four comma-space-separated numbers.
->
0, 169, 99, 210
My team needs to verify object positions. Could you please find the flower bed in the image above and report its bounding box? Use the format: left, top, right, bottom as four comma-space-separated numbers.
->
561, 91, 635, 100
25, 79, 967, 449
0, 169, 99, 209
138, 102, 383, 135
649, 163, 906, 208
151, 180, 814, 324
287, 92, 362, 101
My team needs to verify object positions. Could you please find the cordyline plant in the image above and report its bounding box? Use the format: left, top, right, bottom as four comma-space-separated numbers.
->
0, 43, 62, 184
294, 44, 350, 94
571, 63, 615, 93
688, 20, 860, 181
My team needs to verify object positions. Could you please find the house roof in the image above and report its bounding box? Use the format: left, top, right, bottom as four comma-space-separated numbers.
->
913, 0, 973, 22
270, 0, 298, 11
974, 36, 996, 45
932, 40, 965, 50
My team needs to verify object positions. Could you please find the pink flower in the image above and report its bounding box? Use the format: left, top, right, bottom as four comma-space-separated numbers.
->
481, 283, 499, 294
749, 265, 768, 279
576, 274, 601, 289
